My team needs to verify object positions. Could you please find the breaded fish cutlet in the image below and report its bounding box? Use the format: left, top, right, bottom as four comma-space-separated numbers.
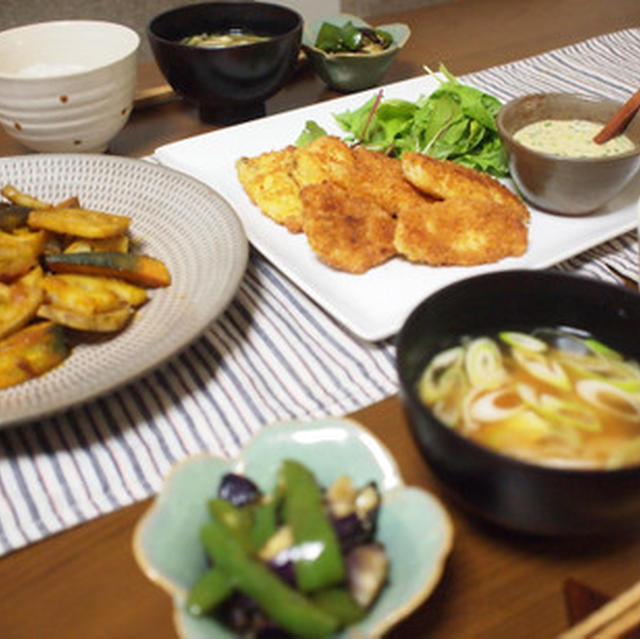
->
295, 135, 355, 189
236, 137, 356, 233
401, 152, 530, 223
349, 147, 433, 216
236, 147, 304, 233
394, 197, 528, 266
300, 181, 397, 274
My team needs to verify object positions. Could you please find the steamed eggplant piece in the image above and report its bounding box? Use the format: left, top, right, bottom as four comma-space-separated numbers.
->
218, 472, 262, 506
346, 543, 389, 608
255, 625, 292, 639
327, 477, 381, 553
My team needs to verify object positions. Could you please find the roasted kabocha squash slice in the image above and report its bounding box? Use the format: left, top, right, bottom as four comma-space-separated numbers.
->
0, 203, 30, 232
1, 184, 52, 209
0, 271, 44, 340
37, 304, 133, 333
28, 207, 132, 239
41, 274, 147, 315
64, 235, 130, 254
0, 230, 47, 282
44, 252, 171, 288
0, 321, 69, 390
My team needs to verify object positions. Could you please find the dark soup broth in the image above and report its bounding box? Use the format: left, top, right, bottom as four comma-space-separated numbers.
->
416, 327, 640, 470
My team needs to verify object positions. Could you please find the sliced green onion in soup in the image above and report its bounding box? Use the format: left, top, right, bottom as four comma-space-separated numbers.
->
512, 348, 571, 391
516, 383, 599, 432
431, 367, 468, 427
561, 355, 640, 393
464, 337, 505, 389
575, 379, 640, 422
466, 388, 523, 423
582, 337, 624, 360
417, 346, 464, 404
499, 331, 547, 353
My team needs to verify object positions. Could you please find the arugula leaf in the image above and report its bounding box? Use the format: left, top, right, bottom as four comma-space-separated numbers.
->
326, 63, 509, 176
295, 120, 328, 147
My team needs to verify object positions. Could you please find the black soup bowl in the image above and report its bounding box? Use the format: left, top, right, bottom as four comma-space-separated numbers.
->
148, 2, 302, 124
396, 269, 640, 536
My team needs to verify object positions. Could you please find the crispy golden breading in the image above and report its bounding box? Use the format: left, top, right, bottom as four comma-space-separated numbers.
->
235, 147, 304, 233
295, 135, 355, 189
236, 136, 530, 272
349, 147, 432, 216
394, 197, 528, 266
401, 152, 530, 223
300, 181, 397, 274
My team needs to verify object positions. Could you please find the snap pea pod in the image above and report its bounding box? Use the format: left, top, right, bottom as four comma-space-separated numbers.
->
279, 459, 345, 592
208, 498, 253, 549
311, 587, 366, 625
250, 497, 278, 550
200, 518, 340, 638
186, 567, 233, 616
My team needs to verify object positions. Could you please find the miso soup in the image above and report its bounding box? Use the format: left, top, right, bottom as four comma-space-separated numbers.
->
417, 328, 640, 470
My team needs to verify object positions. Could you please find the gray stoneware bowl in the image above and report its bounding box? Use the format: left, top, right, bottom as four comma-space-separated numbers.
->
497, 93, 640, 215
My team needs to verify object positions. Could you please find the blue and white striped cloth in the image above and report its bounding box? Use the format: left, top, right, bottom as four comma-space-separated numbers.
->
0, 28, 638, 555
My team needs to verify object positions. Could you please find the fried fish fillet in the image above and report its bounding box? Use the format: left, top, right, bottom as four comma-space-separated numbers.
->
349, 147, 432, 216
401, 152, 530, 223
236, 137, 356, 233
300, 181, 397, 274
236, 146, 304, 233
295, 135, 355, 184
394, 197, 528, 266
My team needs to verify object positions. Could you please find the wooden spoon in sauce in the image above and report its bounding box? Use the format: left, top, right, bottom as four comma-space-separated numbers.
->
593, 88, 640, 144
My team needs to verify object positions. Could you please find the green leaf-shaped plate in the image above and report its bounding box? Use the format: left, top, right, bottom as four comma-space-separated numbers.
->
133, 417, 452, 638
302, 14, 411, 92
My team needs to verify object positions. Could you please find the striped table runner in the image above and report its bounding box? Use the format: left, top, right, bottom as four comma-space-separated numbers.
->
0, 28, 638, 556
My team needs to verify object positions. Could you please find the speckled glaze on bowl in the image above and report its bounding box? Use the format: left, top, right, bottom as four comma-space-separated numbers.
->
397, 269, 640, 536
0, 20, 139, 153
148, 2, 302, 124
302, 14, 410, 93
497, 93, 640, 215
133, 417, 453, 639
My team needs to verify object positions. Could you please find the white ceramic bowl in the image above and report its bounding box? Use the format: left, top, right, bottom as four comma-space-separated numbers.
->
0, 20, 139, 153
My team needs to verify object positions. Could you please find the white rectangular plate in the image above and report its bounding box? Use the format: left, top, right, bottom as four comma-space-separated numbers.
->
155, 75, 639, 342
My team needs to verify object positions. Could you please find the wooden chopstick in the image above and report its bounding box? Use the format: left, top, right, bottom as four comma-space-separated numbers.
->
593, 87, 640, 144
133, 83, 177, 110
558, 580, 640, 639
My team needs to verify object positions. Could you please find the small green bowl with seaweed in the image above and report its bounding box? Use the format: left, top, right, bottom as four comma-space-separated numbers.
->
302, 14, 411, 93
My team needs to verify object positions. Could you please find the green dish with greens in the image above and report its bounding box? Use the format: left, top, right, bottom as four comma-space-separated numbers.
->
133, 418, 453, 639
302, 15, 410, 93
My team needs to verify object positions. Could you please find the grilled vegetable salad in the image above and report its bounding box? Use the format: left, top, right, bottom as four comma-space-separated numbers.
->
188, 460, 389, 638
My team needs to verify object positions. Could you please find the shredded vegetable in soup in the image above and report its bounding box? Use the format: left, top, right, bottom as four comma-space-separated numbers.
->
417, 328, 640, 470
181, 30, 270, 48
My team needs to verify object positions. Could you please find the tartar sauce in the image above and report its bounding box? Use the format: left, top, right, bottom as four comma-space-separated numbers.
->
513, 119, 635, 158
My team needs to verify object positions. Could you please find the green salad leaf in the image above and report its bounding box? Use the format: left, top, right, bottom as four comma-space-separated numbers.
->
295, 120, 328, 147
298, 64, 509, 177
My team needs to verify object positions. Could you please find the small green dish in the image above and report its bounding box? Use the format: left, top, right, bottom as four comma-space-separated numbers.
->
302, 14, 411, 93
133, 417, 453, 639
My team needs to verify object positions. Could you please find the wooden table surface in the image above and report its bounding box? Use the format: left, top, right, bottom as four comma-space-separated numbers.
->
1, 1, 639, 638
